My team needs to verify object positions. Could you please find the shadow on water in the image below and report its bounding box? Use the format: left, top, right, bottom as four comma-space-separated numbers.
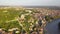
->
58, 22, 60, 33
44, 19, 60, 34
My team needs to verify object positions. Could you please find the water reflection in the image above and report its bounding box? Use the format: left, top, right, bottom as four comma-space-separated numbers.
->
45, 19, 60, 34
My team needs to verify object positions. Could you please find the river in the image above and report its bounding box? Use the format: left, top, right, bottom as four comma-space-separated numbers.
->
44, 19, 60, 34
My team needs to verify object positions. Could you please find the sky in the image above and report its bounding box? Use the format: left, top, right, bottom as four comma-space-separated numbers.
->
0, 0, 60, 6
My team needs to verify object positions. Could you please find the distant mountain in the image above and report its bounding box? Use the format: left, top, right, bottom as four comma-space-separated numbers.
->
0, 6, 60, 10
23, 6, 60, 10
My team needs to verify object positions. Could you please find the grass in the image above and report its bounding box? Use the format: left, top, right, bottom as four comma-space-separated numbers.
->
0, 7, 38, 34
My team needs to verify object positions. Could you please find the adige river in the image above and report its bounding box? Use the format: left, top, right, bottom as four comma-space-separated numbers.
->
44, 19, 60, 34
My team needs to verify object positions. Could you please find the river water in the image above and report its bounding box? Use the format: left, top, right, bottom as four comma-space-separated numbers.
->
44, 19, 60, 34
